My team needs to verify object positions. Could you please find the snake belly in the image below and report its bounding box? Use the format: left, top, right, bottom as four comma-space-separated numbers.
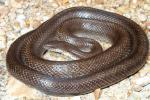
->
6, 7, 149, 96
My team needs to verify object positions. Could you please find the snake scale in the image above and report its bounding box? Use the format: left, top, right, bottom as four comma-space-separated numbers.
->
6, 7, 149, 96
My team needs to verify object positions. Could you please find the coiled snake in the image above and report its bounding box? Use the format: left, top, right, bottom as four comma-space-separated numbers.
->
6, 7, 149, 96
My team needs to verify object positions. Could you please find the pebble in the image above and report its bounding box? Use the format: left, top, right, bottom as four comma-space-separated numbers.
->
140, 88, 150, 100
138, 14, 147, 21
94, 0, 104, 4
139, 64, 150, 77
0, 6, 9, 19
16, 14, 26, 21
0, 51, 3, 60
117, 6, 128, 15
24, 19, 30, 28
123, 13, 131, 18
30, 19, 41, 29
143, 4, 149, 10
80, 93, 96, 100
49, 0, 56, 2
0, 36, 6, 49
6, 32, 16, 40
148, 56, 150, 64
62, 0, 69, 4
128, 92, 141, 100
70, 96, 81, 100
146, 21, 150, 29
20, 27, 33, 35
94, 89, 101, 100
7, 76, 39, 98
133, 85, 143, 92
86, 0, 92, 4
0, 0, 5, 5
51, 2, 59, 8
16, 8, 24, 14
16, 14, 26, 28
132, 69, 150, 92
0, 29, 5, 36
42, 16, 50, 21
136, 75, 150, 87
10, 0, 24, 8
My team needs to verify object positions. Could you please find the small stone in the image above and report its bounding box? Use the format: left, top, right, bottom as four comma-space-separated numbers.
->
7, 32, 16, 40
34, 0, 42, 8
86, 0, 92, 4
117, 6, 129, 14
0, 36, 6, 49
16, 14, 26, 28
16, 14, 26, 21
16, 8, 24, 14
70, 96, 81, 100
100, 91, 116, 100
42, 16, 50, 22
20, 27, 33, 35
94, 0, 104, 4
49, 0, 56, 2
24, 19, 30, 28
0, 0, 5, 5
143, 4, 149, 10
7, 76, 39, 98
63, 0, 69, 4
78, 2, 87, 6
0, 50, 5, 60
80, 92, 96, 100
51, 2, 59, 8
0, 6, 9, 19
8, 10, 16, 21
140, 90, 150, 100
138, 14, 147, 22
146, 22, 150, 30
94, 88, 101, 100
0, 29, 5, 36
54, 6, 66, 14
31, 19, 41, 29
136, 75, 150, 87
36, 12, 41, 16
132, 0, 138, 4
139, 64, 150, 76
133, 85, 143, 92
127, 92, 141, 100
13, 21, 21, 32
45, 11, 54, 19
123, 13, 131, 18
10, 0, 24, 8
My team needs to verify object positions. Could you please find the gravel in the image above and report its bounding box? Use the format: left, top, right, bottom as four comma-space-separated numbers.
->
0, 0, 150, 100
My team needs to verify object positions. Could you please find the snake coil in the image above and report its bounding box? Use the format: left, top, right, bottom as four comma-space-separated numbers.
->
6, 7, 149, 96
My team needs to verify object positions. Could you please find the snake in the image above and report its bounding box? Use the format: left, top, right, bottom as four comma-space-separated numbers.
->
6, 7, 149, 96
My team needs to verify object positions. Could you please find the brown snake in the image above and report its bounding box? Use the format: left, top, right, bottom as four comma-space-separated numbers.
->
6, 7, 149, 96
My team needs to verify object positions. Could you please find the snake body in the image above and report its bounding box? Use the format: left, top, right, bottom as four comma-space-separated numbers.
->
6, 7, 149, 96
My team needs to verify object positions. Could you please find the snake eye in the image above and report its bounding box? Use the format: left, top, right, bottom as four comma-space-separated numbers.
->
42, 50, 48, 55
